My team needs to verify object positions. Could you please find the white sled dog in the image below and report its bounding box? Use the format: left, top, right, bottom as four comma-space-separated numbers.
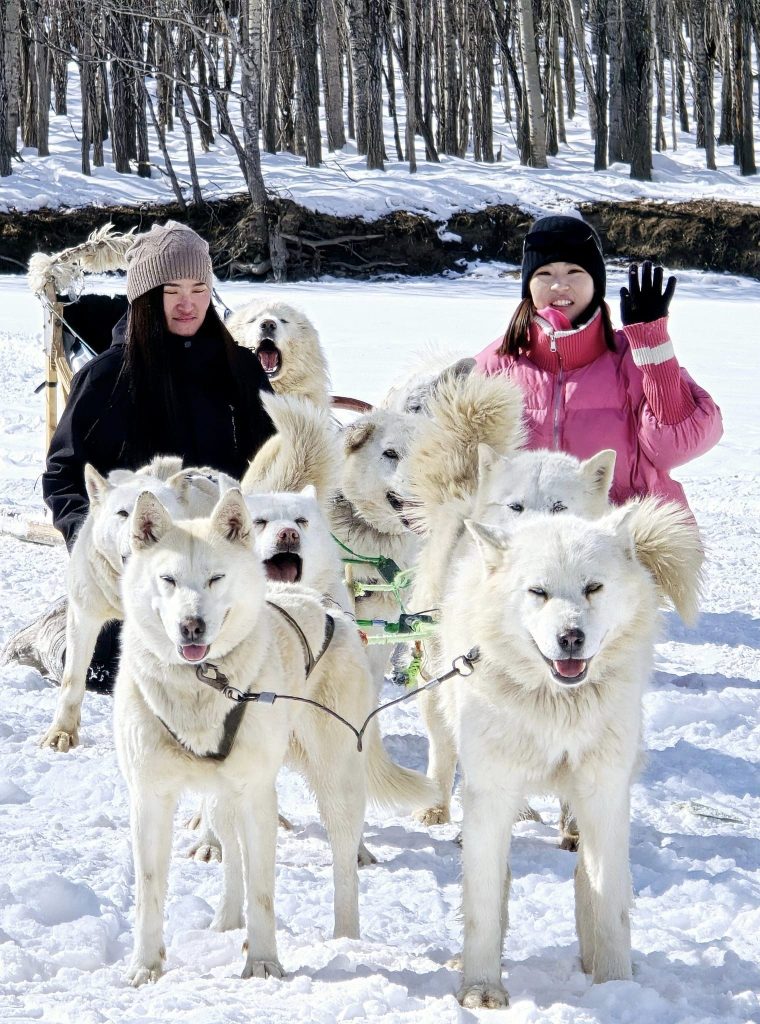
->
394, 371, 617, 828
437, 502, 703, 1008
331, 407, 423, 692
40, 457, 216, 752
116, 487, 433, 986
226, 299, 331, 409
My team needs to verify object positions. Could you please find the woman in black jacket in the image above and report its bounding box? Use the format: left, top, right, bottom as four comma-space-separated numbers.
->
36, 220, 276, 688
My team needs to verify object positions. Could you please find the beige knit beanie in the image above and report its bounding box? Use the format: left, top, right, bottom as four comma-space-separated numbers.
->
125, 220, 214, 302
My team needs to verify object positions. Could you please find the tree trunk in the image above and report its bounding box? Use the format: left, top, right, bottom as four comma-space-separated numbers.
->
691, 0, 716, 169
347, 0, 369, 154
731, 0, 756, 174
293, 0, 322, 166
321, 0, 346, 150
365, 0, 385, 169
0, 0, 20, 176
608, 0, 624, 161
517, 0, 547, 167
620, 0, 652, 180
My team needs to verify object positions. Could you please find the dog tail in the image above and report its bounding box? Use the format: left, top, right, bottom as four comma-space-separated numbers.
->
403, 371, 525, 527
241, 393, 340, 505
614, 496, 704, 625
362, 717, 436, 812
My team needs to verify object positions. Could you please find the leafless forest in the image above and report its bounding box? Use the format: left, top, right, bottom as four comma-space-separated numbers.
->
0, 1, 758, 264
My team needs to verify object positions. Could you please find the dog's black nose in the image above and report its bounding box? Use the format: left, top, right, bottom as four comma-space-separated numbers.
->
260, 318, 277, 333
557, 628, 585, 654
180, 617, 206, 643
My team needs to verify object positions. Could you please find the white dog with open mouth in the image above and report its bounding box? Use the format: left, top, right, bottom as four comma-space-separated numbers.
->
115, 487, 433, 986
226, 299, 331, 409
39, 457, 217, 752
436, 502, 703, 1008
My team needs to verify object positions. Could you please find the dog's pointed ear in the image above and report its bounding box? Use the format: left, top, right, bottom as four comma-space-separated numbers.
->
300, 484, 317, 500
581, 449, 616, 499
609, 497, 703, 625
166, 469, 193, 505
343, 418, 375, 453
477, 443, 504, 481
210, 488, 252, 545
84, 464, 111, 508
465, 518, 511, 572
131, 491, 173, 551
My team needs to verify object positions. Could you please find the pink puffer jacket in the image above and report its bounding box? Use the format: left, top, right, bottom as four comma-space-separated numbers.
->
474, 305, 723, 510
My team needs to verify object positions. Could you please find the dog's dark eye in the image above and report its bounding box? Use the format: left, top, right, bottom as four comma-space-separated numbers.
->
550, 501, 567, 514
280, 319, 288, 325
584, 582, 603, 597
253, 518, 267, 528
383, 449, 399, 461
160, 575, 176, 587
529, 587, 548, 599
116, 509, 129, 518
208, 574, 225, 587
509, 502, 524, 513
295, 518, 309, 528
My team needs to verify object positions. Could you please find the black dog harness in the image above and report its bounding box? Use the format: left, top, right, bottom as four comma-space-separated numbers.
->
157, 601, 335, 762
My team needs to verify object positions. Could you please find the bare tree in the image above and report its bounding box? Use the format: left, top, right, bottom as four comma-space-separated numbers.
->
620, 0, 652, 180
517, 0, 547, 167
0, 0, 21, 176
731, 0, 756, 174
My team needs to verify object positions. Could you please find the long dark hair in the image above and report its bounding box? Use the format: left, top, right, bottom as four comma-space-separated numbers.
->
123, 288, 256, 464
497, 297, 617, 358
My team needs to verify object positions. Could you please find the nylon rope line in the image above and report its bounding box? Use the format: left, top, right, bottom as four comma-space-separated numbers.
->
195, 647, 481, 752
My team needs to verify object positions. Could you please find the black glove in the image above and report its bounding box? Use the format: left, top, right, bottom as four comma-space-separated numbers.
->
620, 260, 677, 325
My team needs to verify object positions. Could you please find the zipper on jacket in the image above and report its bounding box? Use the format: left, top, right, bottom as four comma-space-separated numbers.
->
229, 404, 238, 453
551, 331, 564, 450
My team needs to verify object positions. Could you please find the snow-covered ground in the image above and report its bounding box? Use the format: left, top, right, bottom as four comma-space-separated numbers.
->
0, 268, 759, 1023
1, 57, 759, 223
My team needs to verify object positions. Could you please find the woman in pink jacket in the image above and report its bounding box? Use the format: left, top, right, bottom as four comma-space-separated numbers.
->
474, 215, 722, 510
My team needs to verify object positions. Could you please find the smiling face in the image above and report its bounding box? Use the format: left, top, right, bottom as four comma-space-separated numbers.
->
162, 278, 211, 337
528, 262, 595, 323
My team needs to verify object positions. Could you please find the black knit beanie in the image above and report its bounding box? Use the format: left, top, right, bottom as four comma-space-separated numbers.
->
521, 215, 606, 300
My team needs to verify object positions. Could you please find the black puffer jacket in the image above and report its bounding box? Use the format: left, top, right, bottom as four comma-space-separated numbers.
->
43, 318, 275, 550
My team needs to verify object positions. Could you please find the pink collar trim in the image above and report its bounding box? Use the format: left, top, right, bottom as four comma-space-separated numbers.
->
525, 306, 609, 372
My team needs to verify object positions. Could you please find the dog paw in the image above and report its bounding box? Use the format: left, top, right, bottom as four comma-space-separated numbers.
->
457, 982, 509, 1009
357, 841, 377, 867
125, 958, 164, 987
188, 841, 222, 863
414, 805, 450, 826
559, 833, 579, 852
241, 956, 285, 980
40, 724, 78, 752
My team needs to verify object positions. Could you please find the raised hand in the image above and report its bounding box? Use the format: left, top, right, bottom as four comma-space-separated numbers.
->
620, 260, 677, 325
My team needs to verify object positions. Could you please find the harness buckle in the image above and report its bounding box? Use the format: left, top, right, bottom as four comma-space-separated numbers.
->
452, 647, 481, 676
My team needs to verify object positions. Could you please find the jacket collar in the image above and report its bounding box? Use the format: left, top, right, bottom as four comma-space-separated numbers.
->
526, 305, 609, 372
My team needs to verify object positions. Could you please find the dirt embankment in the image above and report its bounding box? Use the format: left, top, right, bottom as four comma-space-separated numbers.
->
1, 195, 757, 280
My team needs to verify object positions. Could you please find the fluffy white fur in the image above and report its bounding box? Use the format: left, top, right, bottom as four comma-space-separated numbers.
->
226, 300, 331, 409
242, 392, 340, 509
437, 506, 703, 1008
40, 457, 215, 752
331, 408, 422, 693
115, 488, 433, 986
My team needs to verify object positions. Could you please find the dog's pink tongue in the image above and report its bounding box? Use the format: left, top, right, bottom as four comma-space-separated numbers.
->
258, 349, 279, 373
553, 658, 587, 678
180, 644, 209, 663
265, 562, 299, 583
